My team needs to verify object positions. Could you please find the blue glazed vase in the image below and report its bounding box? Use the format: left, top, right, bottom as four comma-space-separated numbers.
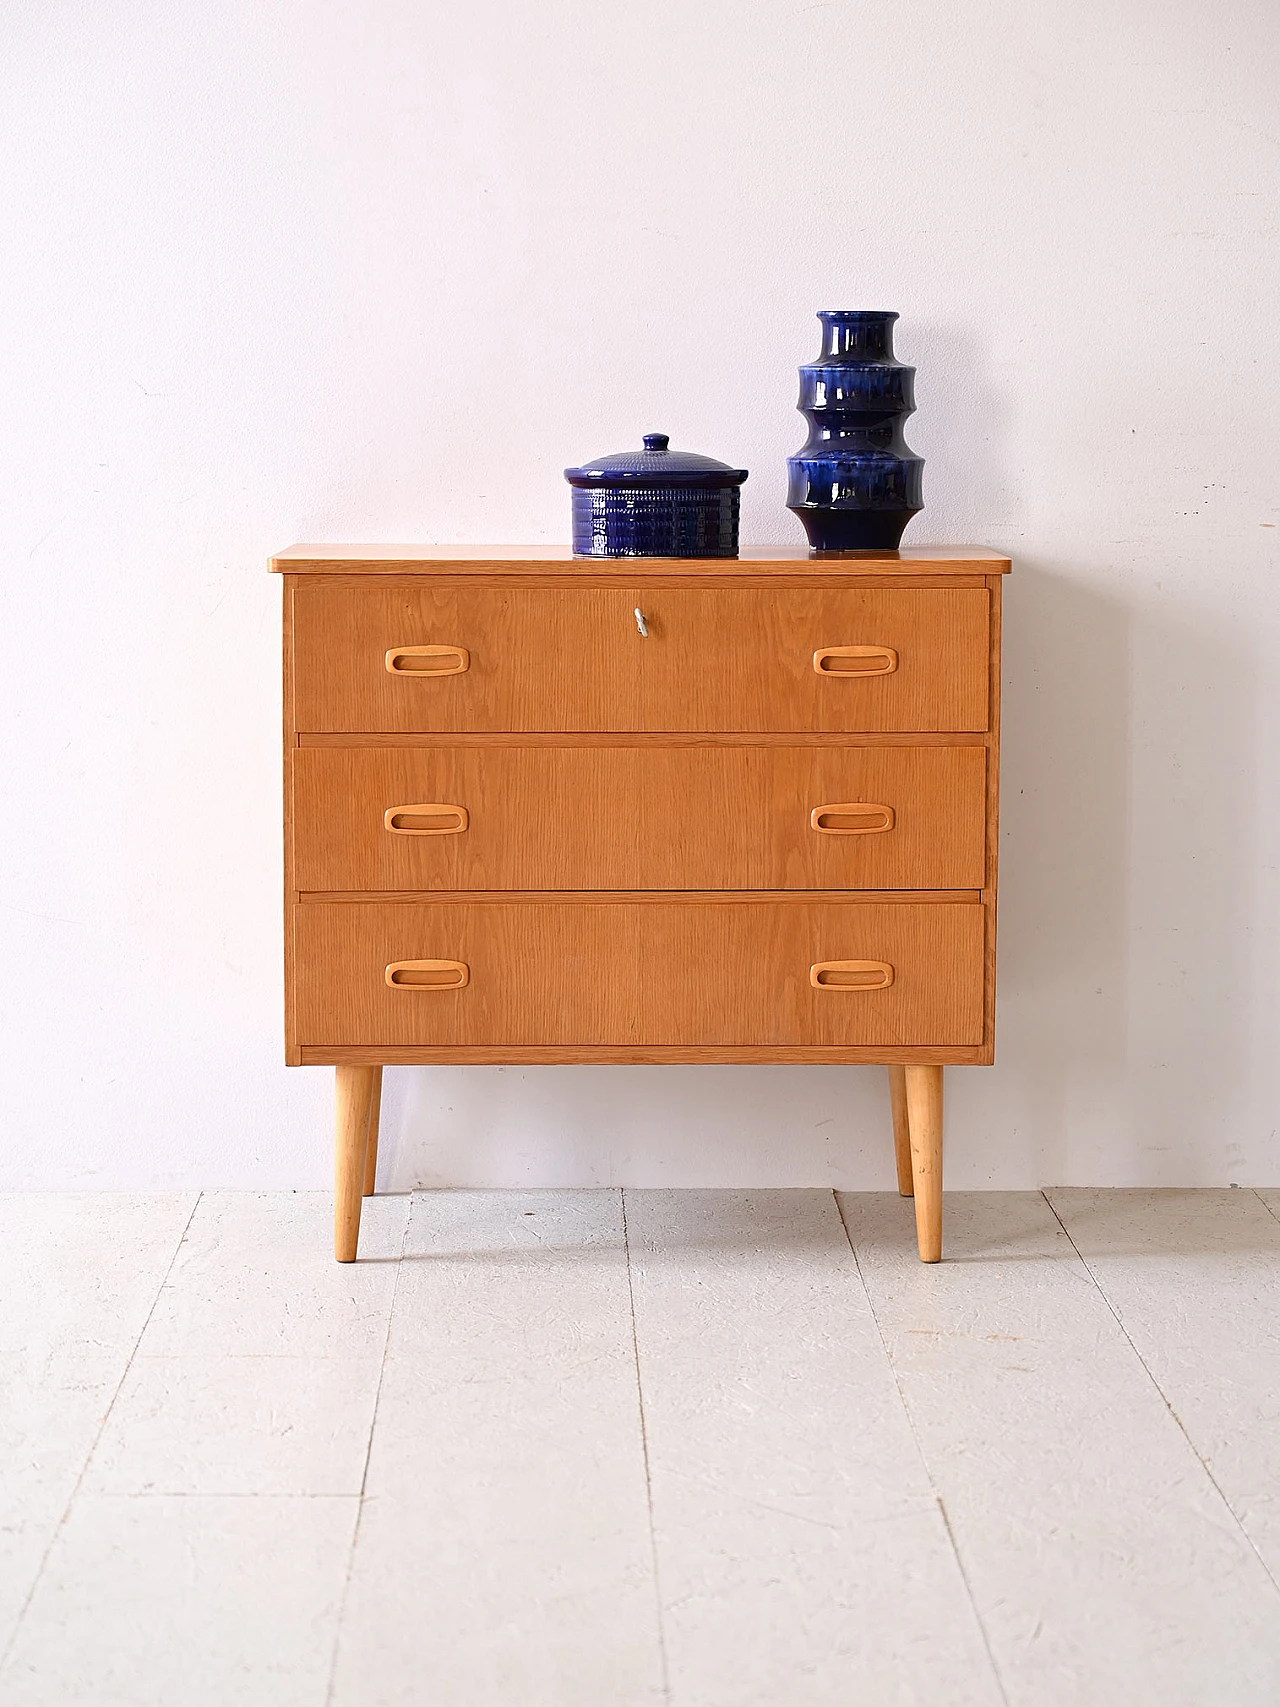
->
787, 311, 923, 551
565, 434, 747, 557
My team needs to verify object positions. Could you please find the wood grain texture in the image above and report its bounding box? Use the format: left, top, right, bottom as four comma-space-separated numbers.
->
361, 1066, 383, 1198
334, 1065, 375, 1261
291, 900, 984, 1053
299, 729, 987, 748
291, 584, 990, 734
293, 572, 992, 594
291, 744, 987, 893
888, 1064, 913, 1196
905, 1065, 944, 1262
282, 583, 298, 1063
298, 888, 981, 906
271, 543, 1012, 573
983, 575, 1002, 1059
302, 1043, 990, 1064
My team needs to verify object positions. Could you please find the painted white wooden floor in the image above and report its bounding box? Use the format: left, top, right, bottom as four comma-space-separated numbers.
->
2, 1188, 1279, 1706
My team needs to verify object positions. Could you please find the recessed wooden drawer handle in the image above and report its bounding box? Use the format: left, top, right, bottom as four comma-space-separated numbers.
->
810, 960, 895, 991
813, 645, 898, 677
383, 804, 469, 836
385, 959, 470, 990
384, 645, 470, 676
810, 802, 896, 835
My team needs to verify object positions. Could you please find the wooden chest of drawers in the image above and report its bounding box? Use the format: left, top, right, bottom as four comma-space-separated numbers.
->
272, 544, 1010, 1263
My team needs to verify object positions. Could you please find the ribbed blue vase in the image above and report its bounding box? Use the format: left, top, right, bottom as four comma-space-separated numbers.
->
787, 310, 923, 551
565, 434, 747, 557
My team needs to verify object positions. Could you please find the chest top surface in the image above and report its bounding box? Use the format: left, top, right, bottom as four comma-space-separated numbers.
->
270, 543, 1011, 576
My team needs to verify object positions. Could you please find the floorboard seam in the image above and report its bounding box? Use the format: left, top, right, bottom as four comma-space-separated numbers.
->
1041, 1188, 1280, 1602
833, 1191, 1013, 1707
621, 1188, 672, 1706
0, 1189, 204, 1673
324, 1193, 413, 1707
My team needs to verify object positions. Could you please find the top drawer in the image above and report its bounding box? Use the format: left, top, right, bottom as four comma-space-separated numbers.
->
291, 583, 990, 733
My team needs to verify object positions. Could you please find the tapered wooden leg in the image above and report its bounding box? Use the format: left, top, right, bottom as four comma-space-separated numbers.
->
904, 1065, 943, 1263
362, 1066, 384, 1198
335, 1065, 376, 1262
887, 1065, 913, 1196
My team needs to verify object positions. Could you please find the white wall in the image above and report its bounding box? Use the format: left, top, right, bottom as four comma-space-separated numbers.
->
3, 0, 1278, 1191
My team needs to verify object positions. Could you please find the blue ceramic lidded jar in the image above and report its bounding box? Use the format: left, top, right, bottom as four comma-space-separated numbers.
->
787, 311, 924, 551
565, 434, 748, 557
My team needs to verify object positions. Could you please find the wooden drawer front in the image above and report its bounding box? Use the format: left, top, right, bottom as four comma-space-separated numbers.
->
292, 585, 989, 733
293, 744, 987, 893
293, 901, 984, 1048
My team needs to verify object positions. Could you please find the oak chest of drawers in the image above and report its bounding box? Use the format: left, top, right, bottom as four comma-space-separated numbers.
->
272, 544, 1010, 1263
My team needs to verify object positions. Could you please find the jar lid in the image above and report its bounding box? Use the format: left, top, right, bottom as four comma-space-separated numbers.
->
565, 433, 748, 489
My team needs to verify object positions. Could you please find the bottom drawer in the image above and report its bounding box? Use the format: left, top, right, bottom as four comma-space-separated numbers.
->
293, 900, 984, 1050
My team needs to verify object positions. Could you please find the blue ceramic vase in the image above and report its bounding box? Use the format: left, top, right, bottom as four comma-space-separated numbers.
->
786, 310, 923, 551
565, 434, 747, 557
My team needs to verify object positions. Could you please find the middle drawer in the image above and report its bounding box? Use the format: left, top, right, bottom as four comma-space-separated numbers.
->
292, 743, 987, 892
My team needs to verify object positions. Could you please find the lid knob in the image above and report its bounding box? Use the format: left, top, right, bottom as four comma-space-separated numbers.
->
643, 433, 670, 452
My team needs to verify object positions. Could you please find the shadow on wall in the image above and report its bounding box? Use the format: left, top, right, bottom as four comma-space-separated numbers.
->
984, 559, 1257, 1185
1124, 587, 1258, 1180
381, 1062, 899, 1192
977, 560, 1133, 1182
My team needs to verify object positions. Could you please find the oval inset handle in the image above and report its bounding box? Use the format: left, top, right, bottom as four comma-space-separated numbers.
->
810, 802, 896, 836
810, 960, 895, 991
813, 645, 898, 677
384, 645, 470, 676
383, 804, 469, 836
385, 959, 470, 990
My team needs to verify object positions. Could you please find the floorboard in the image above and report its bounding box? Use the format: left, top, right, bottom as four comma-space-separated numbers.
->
1046, 1187, 1280, 1584
0, 1193, 195, 1655
1, 1494, 355, 1707
627, 1188, 1002, 1707
329, 1189, 664, 1707
3, 1187, 1279, 1706
838, 1189, 1280, 1707
78, 1190, 410, 1500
